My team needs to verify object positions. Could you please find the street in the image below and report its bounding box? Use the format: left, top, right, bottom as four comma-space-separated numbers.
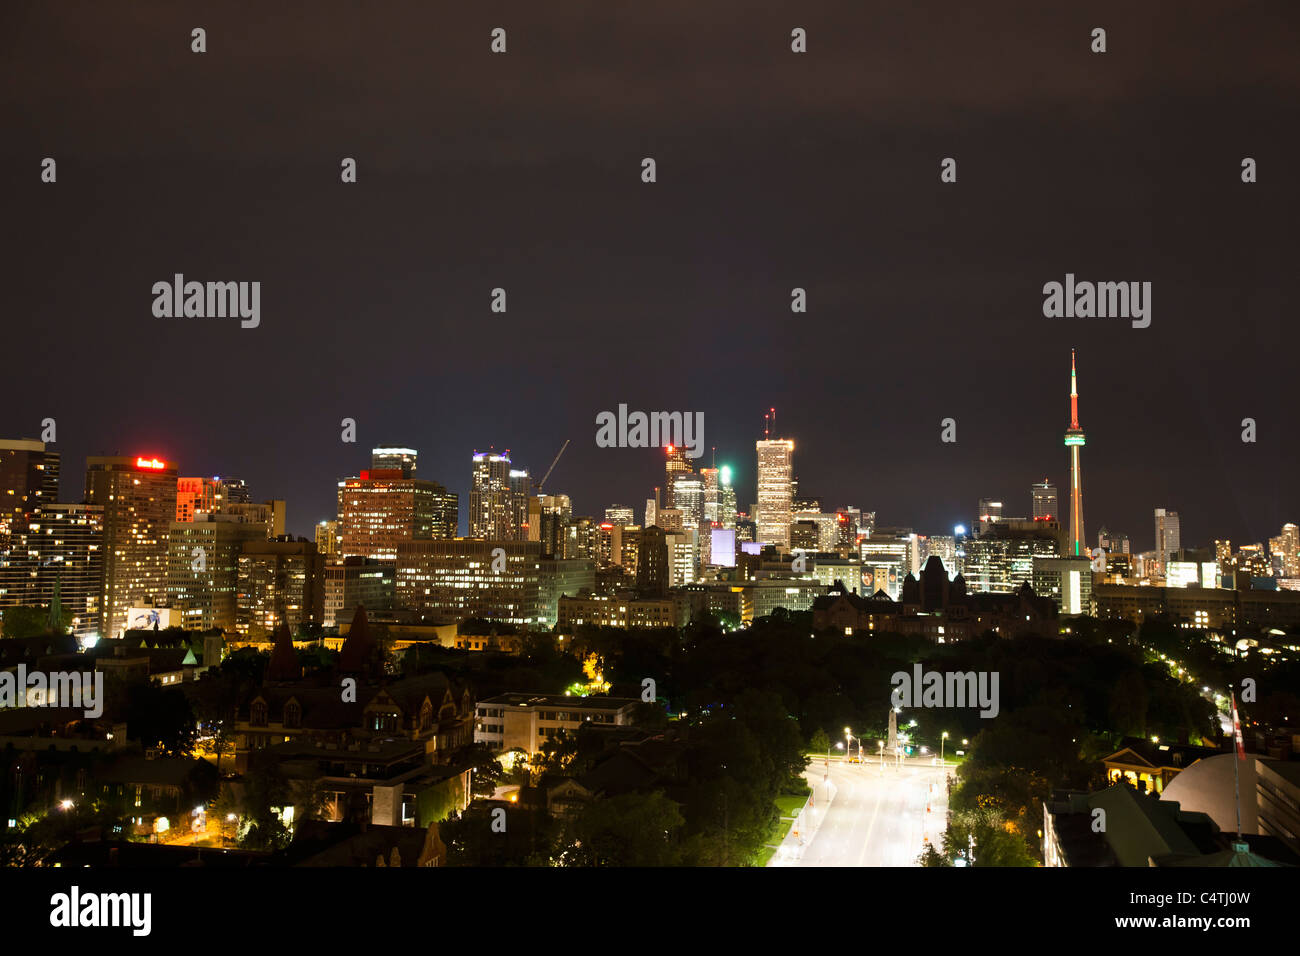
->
771, 756, 951, 867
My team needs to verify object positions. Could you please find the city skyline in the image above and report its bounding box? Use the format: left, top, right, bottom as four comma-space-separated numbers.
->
5, 352, 1288, 556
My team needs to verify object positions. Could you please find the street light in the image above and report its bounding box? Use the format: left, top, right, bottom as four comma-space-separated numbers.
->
941, 731, 949, 765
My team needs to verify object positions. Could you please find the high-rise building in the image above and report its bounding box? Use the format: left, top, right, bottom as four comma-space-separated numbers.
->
1154, 508, 1181, 575
1064, 350, 1087, 557
236, 538, 325, 637
664, 446, 692, 507
964, 521, 1062, 593
315, 519, 340, 556
84, 455, 179, 637
338, 470, 457, 561
223, 499, 286, 538
637, 526, 669, 597
605, 505, 635, 527
1031, 480, 1058, 522
4, 503, 104, 639
218, 477, 251, 505
756, 438, 794, 550
1269, 523, 1300, 579
1098, 527, 1130, 555
167, 514, 269, 632
324, 557, 395, 627
978, 499, 1004, 534
396, 539, 542, 624
175, 477, 221, 521
469, 452, 514, 539
370, 446, 418, 477
0, 438, 63, 621
509, 469, 531, 539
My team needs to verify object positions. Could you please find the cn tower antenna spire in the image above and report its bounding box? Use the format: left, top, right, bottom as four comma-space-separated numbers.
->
1070, 348, 1080, 429
1064, 350, 1087, 557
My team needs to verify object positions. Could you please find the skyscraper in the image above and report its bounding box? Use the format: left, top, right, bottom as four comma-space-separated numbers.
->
509, 469, 531, 539
1064, 350, 1087, 557
1154, 508, 1181, 574
469, 451, 514, 538
664, 445, 692, 507
370, 446, 418, 477
1270, 523, 1300, 578
337, 470, 457, 560
85, 454, 179, 636
1031, 480, 1058, 521
756, 438, 794, 550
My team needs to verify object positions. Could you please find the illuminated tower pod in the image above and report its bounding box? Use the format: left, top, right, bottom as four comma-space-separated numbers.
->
1064, 351, 1087, 557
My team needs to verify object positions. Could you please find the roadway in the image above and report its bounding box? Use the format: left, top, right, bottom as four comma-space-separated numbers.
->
770, 756, 952, 867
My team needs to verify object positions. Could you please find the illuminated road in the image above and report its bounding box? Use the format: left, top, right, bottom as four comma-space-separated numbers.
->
772, 757, 951, 867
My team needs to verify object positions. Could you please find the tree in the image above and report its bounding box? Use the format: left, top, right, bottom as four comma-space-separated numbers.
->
563, 792, 685, 866
809, 727, 830, 757
0, 605, 71, 638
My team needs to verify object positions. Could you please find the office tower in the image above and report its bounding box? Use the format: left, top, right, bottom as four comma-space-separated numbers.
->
0, 438, 62, 619
236, 538, 325, 637
218, 477, 251, 504
9, 503, 104, 639
655, 508, 685, 533
665, 529, 698, 587
568, 516, 599, 563
1031, 480, 1058, 521
1098, 527, 1130, 555
637, 526, 669, 597
370, 446, 418, 477
395, 539, 542, 624
533, 494, 571, 558
756, 438, 794, 549
791, 521, 820, 551
509, 469, 531, 539
963, 522, 1061, 593
664, 445, 692, 507
836, 508, 861, 548
0, 438, 60, 540
469, 451, 514, 538
978, 498, 1004, 532
717, 466, 737, 529
1064, 350, 1087, 557
1032, 555, 1093, 615
175, 477, 221, 521
337, 470, 458, 561
167, 514, 269, 632
644, 497, 657, 529
324, 557, 395, 627
1154, 508, 1181, 574
918, 534, 959, 579
1269, 523, 1300, 578
537, 556, 597, 629
223, 499, 286, 538
85, 455, 179, 636
315, 519, 340, 556
605, 505, 635, 527
672, 472, 705, 528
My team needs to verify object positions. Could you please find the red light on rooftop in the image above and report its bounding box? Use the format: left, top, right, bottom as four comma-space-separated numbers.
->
666, 444, 675, 454
135, 457, 167, 470
600, 523, 614, 529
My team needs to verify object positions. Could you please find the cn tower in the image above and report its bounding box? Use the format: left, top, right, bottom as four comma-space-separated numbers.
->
1064, 350, 1087, 557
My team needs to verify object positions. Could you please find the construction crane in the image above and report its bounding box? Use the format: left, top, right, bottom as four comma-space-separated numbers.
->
535, 439, 570, 493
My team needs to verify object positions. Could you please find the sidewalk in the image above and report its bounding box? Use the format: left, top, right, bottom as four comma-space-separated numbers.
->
768, 772, 837, 866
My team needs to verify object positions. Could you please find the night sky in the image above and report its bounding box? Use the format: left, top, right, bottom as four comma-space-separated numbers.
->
4, 2, 1298, 551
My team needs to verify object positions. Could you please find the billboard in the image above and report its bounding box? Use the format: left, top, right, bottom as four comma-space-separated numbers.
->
125, 607, 179, 631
